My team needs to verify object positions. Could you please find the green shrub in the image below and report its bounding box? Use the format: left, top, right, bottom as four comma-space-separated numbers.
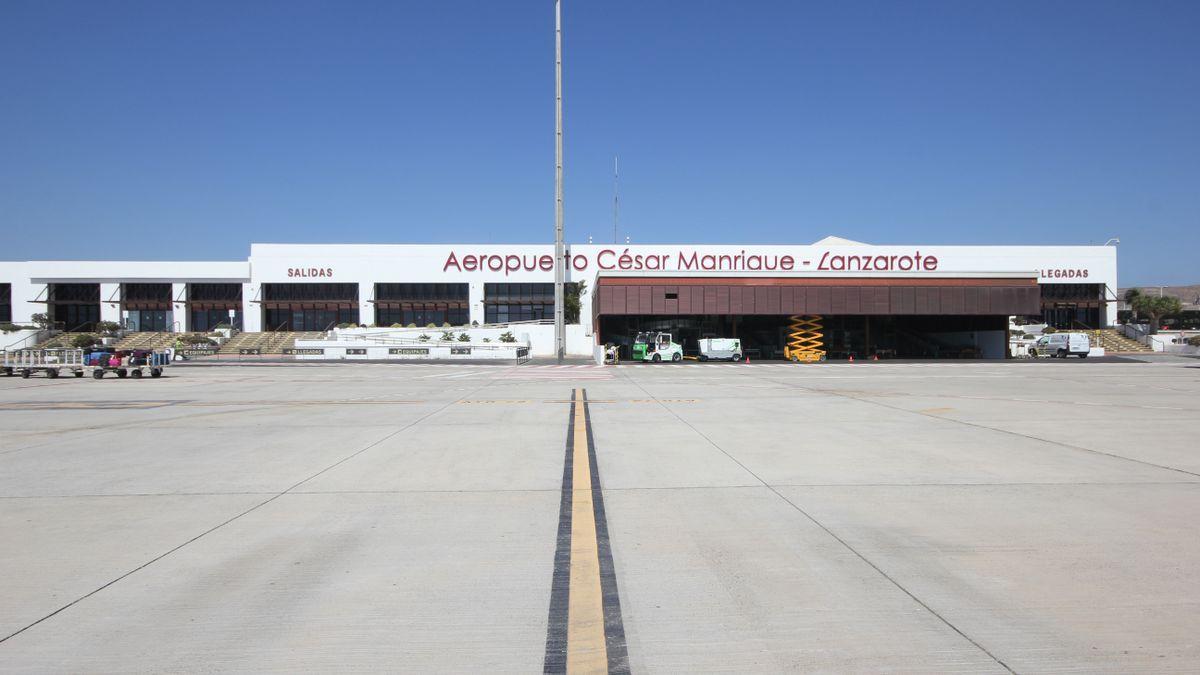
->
0, 323, 35, 332
94, 321, 121, 335
482, 337, 491, 343
407, 323, 417, 328
71, 333, 99, 348
457, 333, 471, 342
426, 323, 437, 328
1042, 326, 1057, 334
417, 334, 431, 342
391, 323, 404, 328
499, 331, 516, 343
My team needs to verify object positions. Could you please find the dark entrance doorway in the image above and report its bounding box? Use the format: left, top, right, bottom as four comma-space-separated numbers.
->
47, 283, 101, 332
598, 314, 1009, 360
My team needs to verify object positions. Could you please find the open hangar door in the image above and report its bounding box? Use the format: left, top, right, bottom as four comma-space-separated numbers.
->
593, 276, 1039, 360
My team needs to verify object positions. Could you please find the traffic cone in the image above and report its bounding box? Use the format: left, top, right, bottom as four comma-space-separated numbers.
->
849, 354, 854, 363
744, 354, 750, 364
872, 354, 879, 361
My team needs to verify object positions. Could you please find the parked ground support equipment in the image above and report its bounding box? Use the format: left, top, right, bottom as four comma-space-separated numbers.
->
603, 343, 620, 365
86, 349, 171, 379
785, 315, 826, 362
3, 349, 86, 378
632, 332, 683, 362
698, 338, 742, 362
1029, 332, 1090, 359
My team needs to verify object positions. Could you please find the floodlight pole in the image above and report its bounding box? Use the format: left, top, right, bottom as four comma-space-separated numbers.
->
553, 0, 565, 362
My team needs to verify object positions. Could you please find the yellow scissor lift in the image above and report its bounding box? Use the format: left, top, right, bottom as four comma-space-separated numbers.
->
784, 315, 826, 363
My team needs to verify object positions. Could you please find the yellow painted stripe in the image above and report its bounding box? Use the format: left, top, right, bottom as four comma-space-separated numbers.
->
567, 388, 608, 673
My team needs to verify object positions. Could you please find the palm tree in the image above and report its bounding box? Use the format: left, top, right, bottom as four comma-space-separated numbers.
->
1124, 288, 1143, 320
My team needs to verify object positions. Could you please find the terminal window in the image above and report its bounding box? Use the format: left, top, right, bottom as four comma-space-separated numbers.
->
374, 283, 469, 326
0, 283, 10, 323
192, 309, 241, 332
484, 283, 579, 324
262, 283, 360, 331
264, 307, 359, 331
263, 283, 359, 302
188, 283, 242, 302
189, 284, 243, 331
122, 283, 172, 303
1040, 283, 1104, 328
375, 283, 468, 302
48, 283, 101, 332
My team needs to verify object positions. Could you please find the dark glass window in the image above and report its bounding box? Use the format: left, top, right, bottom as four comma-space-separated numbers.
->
375, 283, 467, 302
127, 310, 172, 332
47, 284, 101, 331
376, 307, 469, 327
52, 303, 100, 332
261, 284, 359, 330
1040, 283, 1103, 301
484, 283, 575, 324
192, 309, 242, 332
374, 283, 469, 326
263, 283, 359, 302
122, 283, 172, 303
264, 307, 359, 331
0, 283, 10, 323
49, 283, 100, 303
188, 283, 242, 302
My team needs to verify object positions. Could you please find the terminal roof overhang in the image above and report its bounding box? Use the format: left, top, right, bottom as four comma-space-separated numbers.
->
592, 271, 1040, 317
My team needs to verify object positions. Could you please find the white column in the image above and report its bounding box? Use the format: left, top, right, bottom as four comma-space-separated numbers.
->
100, 283, 121, 326
172, 282, 187, 332
12, 280, 40, 324
469, 282, 485, 325
243, 283, 261, 331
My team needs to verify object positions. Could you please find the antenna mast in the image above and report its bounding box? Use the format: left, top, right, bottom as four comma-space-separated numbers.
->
613, 155, 619, 244
553, 0, 565, 362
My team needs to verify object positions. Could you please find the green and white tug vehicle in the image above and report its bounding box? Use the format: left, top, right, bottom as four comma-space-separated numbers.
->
632, 331, 683, 363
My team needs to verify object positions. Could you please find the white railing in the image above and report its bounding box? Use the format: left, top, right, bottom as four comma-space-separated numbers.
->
370, 318, 554, 331
1120, 323, 1151, 343
1, 329, 48, 351
315, 332, 522, 351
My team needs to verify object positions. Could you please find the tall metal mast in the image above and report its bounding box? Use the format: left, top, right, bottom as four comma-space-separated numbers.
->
613, 155, 619, 244
553, 0, 565, 362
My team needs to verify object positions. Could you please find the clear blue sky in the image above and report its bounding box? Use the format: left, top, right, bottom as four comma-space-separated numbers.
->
1, 1, 1196, 285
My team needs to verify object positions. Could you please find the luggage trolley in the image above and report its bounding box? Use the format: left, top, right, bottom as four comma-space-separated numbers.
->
86, 349, 171, 379
2, 348, 87, 379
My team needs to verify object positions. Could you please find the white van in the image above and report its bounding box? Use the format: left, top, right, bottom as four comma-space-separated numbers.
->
1029, 332, 1091, 359
698, 338, 742, 361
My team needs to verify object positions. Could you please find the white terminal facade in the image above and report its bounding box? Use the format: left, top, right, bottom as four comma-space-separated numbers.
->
0, 238, 1117, 357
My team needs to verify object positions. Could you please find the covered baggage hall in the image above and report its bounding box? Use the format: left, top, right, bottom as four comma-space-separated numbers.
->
593, 274, 1041, 360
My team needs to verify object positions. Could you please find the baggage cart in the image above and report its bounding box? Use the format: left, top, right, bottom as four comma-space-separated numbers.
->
87, 349, 171, 379
3, 349, 86, 378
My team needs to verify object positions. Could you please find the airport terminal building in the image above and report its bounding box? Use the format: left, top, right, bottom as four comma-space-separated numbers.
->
1, 238, 1117, 358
